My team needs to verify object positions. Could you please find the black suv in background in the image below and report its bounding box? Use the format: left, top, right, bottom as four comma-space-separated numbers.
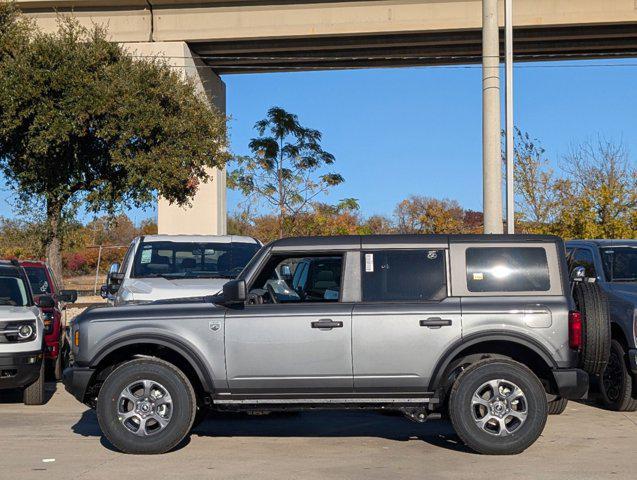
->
566, 240, 637, 411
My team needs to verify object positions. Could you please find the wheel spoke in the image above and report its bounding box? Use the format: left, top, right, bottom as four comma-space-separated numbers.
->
151, 413, 170, 429
486, 379, 501, 398
507, 409, 527, 422
120, 388, 139, 404
471, 392, 491, 408
475, 413, 495, 431
496, 417, 511, 437
154, 391, 172, 406
507, 386, 524, 401
118, 410, 139, 422
142, 380, 154, 398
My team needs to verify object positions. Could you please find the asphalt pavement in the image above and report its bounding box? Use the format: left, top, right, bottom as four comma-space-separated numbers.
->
0, 383, 635, 480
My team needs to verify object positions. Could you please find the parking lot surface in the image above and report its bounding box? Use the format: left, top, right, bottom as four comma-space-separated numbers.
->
0, 383, 635, 480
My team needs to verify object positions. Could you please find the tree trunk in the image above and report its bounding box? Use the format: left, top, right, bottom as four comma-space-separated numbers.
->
45, 201, 64, 286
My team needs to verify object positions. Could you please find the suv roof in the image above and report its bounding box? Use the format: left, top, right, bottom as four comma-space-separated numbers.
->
269, 234, 562, 249
18, 260, 48, 267
141, 235, 260, 244
567, 239, 637, 248
0, 260, 23, 277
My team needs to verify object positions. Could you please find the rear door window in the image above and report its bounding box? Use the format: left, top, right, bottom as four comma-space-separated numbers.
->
361, 249, 447, 302
466, 247, 550, 292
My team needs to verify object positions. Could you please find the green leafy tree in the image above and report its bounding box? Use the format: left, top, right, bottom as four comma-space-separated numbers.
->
229, 107, 344, 238
0, 4, 228, 279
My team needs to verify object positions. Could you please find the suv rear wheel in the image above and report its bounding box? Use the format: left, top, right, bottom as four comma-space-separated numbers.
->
449, 358, 548, 455
547, 397, 568, 415
97, 358, 197, 454
599, 340, 637, 412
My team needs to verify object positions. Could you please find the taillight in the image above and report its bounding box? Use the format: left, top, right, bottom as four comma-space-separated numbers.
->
569, 310, 583, 351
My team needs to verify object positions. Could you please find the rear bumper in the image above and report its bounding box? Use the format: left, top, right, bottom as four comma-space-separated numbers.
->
628, 349, 637, 375
62, 366, 95, 403
552, 368, 589, 399
0, 351, 43, 390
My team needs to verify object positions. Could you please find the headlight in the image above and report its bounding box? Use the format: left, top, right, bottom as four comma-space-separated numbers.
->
0, 321, 37, 343
18, 324, 34, 339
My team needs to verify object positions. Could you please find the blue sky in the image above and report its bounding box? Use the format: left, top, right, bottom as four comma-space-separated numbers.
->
1, 59, 635, 224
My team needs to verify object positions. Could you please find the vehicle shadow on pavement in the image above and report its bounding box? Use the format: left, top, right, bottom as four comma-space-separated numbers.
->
192, 411, 472, 453
0, 381, 57, 405
71, 408, 470, 454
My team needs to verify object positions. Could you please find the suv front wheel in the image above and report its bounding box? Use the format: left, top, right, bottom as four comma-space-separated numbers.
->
449, 358, 548, 455
97, 358, 197, 454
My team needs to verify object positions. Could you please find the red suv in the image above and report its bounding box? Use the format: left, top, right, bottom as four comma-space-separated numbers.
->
19, 261, 77, 379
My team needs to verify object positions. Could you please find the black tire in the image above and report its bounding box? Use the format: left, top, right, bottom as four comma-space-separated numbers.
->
547, 397, 568, 415
97, 358, 197, 454
449, 358, 548, 455
54, 349, 64, 381
599, 340, 637, 412
572, 282, 611, 376
23, 361, 45, 406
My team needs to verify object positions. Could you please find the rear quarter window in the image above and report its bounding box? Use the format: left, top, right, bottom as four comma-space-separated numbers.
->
466, 247, 550, 292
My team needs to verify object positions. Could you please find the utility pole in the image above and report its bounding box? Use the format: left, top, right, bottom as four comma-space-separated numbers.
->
505, 0, 515, 234
482, 0, 503, 234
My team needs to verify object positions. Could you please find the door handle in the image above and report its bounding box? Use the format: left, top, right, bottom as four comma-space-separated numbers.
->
419, 317, 452, 328
311, 319, 343, 329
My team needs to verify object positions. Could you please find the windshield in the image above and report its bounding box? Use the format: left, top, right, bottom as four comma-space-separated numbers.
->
131, 241, 261, 279
0, 276, 31, 306
23, 266, 51, 294
601, 247, 637, 282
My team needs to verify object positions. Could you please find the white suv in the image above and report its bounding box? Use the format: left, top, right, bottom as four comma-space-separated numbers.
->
0, 260, 49, 405
103, 235, 261, 305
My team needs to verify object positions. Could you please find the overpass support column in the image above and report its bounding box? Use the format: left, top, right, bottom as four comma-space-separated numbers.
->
123, 42, 227, 235
482, 0, 503, 234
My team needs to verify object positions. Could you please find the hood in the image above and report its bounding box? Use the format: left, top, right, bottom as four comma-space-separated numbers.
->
123, 276, 229, 301
606, 282, 637, 305
0, 305, 40, 321
74, 296, 223, 325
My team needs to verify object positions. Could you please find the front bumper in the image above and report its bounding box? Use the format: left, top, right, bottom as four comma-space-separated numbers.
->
628, 349, 637, 375
552, 368, 589, 399
0, 351, 43, 390
63, 366, 95, 403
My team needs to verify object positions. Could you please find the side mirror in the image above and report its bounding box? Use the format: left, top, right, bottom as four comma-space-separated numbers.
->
58, 289, 78, 303
571, 266, 586, 282
222, 279, 247, 305
37, 295, 55, 309
100, 285, 109, 299
108, 271, 124, 286
109, 263, 121, 274
107, 283, 121, 295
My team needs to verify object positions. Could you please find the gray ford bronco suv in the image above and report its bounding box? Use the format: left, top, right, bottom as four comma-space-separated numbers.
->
64, 234, 589, 455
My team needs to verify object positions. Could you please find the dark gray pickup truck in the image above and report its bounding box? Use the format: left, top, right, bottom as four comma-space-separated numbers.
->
567, 239, 637, 411
64, 234, 590, 455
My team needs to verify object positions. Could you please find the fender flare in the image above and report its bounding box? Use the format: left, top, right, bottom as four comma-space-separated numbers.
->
90, 333, 215, 392
428, 331, 559, 391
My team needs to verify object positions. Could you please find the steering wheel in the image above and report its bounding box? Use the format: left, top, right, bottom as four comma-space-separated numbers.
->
266, 283, 279, 304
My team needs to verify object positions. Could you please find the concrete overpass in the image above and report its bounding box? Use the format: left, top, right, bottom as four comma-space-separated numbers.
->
17, 0, 637, 234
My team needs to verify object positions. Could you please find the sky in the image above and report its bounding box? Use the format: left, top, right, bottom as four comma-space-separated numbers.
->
1, 58, 636, 224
